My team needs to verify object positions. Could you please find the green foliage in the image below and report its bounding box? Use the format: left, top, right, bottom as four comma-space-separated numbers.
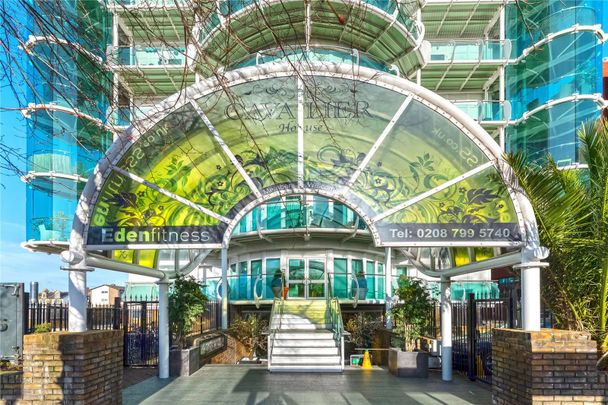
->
228, 315, 268, 360
34, 323, 52, 334
506, 120, 608, 352
168, 274, 208, 349
345, 313, 383, 348
391, 276, 432, 351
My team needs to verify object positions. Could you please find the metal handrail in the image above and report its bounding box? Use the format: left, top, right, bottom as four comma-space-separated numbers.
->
267, 274, 285, 370
326, 276, 345, 370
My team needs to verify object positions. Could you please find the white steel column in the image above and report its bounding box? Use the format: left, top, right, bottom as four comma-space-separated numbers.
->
67, 270, 88, 332
221, 247, 229, 329
384, 247, 393, 329
498, 4, 506, 150
440, 277, 452, 381
158, 281, 170, 379
518, 263, 542, 331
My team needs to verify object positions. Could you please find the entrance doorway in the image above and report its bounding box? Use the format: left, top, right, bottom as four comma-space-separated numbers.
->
287, 258, 326, 299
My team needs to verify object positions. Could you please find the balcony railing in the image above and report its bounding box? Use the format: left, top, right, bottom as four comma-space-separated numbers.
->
114, 105, 155, 126
199, 0, 423, 46
112, 0, 189, 7
230, 47, 399, 75
112, 46, 186, 67
429, 40, 512, 63
452, 100, 511, 122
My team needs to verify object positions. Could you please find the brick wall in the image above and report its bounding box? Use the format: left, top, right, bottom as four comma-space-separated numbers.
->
0, 370, 22, 404
18, 330, 123, 404
209, 333, 249, 364
493, 328, 608, 405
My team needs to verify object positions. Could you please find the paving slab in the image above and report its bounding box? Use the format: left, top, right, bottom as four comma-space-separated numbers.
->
123, 365, 492, 405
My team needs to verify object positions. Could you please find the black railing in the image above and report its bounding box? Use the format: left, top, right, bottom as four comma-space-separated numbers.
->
452, 293, 517, 384
24, 298, 222, 367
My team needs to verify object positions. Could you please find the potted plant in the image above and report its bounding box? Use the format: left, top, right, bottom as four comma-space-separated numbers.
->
228, 314, 268, 362
389, 276, 433, 377
270, 270, 285, 299
168, 274, 208, 376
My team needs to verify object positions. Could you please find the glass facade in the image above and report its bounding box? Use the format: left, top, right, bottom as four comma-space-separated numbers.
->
25, 1, 112, 241
505, 0, 606, 164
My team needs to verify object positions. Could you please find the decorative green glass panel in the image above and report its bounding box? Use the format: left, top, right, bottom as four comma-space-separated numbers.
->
87, 171, 222, 246
116, 103, 252, 218
376, 166, 521, 243
352, 99, 488, 213
303, 76, 407, 185
197, 77, 298, 189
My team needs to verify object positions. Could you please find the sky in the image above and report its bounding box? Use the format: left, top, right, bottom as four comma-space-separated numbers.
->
0, 7, 127, 292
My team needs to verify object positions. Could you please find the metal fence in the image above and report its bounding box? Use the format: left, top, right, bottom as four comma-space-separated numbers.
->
24, 299, 221, 367
452, 293, 517, 384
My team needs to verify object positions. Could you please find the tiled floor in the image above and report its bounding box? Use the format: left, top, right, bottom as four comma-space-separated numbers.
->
123, 365, 492, 405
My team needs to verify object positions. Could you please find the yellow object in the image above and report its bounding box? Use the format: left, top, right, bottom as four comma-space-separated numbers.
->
361, 350, 372, 369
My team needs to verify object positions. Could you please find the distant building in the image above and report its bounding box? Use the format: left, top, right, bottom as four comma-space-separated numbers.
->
87, 284, 124, 306
38, 289, 68, 305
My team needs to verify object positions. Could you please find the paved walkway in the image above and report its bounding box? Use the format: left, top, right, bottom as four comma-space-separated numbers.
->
123, 365, 492, 405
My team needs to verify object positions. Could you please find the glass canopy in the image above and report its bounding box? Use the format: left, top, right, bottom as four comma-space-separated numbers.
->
80, 64, 525, 250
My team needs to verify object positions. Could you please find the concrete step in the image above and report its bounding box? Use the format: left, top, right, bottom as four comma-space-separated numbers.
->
274, 323, 330, 330
269, 364, 342, 373
273, 339, 338, 348
272, 346, 339, 356
271, 355, 341, 365
274, 331, 335, 340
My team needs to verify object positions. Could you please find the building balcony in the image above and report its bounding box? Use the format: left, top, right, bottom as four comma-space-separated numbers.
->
228, 46, 400, 75
109, 46, 195, 95
452, 100, 511, 124
421, 39, 511, 92
196, 0, 427, 77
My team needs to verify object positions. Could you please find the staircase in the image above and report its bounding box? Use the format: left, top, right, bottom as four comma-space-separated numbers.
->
268, 299, 344, 372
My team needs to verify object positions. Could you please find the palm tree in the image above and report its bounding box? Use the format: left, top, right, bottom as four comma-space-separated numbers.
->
506, 120, 608, 353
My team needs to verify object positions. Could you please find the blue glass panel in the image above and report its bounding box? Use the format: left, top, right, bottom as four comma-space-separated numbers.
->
333, 258, 348, 299
265, 258, 282, 299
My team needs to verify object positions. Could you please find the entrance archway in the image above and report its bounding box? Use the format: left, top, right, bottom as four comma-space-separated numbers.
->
64, 62, 546, 380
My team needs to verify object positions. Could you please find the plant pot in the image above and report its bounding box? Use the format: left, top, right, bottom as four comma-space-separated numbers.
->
170, 346, 200, 377
388, 348, 428, 378
271, 286, 282, 298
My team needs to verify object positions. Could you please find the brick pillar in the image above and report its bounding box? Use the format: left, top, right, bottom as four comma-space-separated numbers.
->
21, 330, 123, 404
493, 329, 608, 405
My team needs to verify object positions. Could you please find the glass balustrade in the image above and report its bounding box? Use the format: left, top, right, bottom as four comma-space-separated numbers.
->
113, 46, 186, 67
232, 196, 368, 235
199, 0, 421, 44
114, 105, 155, 126
202, 258, 386, 301
429, 40, 511, 62
452, 101, 511, 122
230, 47, 397, 75
112, 0, 189, 6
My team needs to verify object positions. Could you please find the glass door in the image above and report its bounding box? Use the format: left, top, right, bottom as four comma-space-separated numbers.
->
287, 258, 326, 299
307, 259, 326, 298
288, 259, 306, 298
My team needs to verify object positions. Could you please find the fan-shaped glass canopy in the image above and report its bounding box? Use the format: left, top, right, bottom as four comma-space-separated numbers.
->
75, 63, 527, 250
